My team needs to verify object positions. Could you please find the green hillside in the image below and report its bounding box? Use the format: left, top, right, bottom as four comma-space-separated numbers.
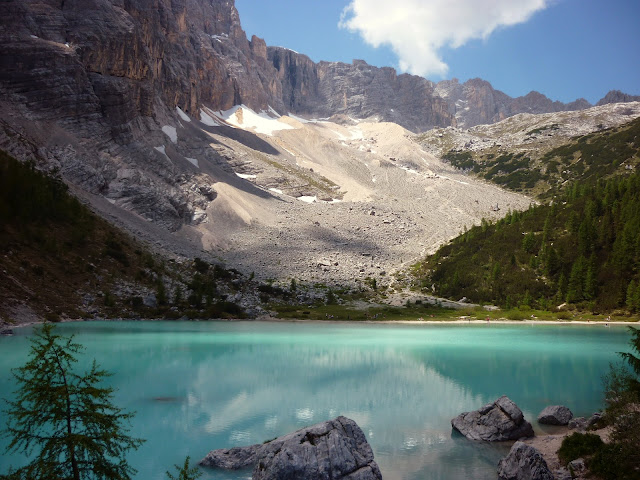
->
415, 171, 640, 313
441, 116, 640, 198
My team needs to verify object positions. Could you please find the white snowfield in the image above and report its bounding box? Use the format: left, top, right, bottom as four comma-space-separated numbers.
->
211, 105, 295, 136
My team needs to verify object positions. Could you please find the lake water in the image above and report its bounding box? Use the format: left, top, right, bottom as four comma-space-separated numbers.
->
0, 321, 634, 480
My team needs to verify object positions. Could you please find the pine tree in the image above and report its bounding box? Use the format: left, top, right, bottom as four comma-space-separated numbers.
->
2, 323, 144, 480
627, 280, 639, 312
166, 456, 202, 480
566, 256, 586, 303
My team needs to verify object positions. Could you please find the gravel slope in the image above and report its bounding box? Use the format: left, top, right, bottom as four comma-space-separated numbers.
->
182, 113, 532, 288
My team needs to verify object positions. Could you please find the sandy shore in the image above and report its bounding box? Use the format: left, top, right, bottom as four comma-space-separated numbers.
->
3, 316, 638, 330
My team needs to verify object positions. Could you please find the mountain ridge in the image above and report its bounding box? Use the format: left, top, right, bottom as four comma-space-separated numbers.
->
1, 0, 639, 289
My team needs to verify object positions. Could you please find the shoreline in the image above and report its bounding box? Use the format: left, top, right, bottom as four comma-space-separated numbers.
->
2, 316, 637, 332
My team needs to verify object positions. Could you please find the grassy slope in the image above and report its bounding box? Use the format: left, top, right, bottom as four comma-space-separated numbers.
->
441, 117, 640, 198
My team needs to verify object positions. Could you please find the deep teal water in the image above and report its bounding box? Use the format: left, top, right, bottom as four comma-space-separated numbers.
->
0, 321, 634, 480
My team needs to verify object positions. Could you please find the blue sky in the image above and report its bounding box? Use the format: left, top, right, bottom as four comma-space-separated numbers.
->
235, 0, 639, 104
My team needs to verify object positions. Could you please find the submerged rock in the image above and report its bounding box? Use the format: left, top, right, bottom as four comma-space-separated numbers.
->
200, 416, 382, 480
497, 441, 554, 480
538, 405, 573, 425
451, 395, 534, 441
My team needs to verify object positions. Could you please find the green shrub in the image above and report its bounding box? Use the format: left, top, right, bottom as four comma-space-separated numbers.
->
589, 442, 638, 480
557, 432, 604, 464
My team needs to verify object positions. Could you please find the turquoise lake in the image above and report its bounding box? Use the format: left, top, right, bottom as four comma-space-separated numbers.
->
0, 321, 634, 479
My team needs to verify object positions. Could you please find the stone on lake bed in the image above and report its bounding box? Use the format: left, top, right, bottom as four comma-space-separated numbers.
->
537, 405, 573, 425
199, 416, 382, 480
451, 395, 534, 441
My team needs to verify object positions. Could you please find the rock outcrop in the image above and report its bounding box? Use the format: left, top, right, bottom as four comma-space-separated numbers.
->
200, 416, 382, 480
451, 396, 534, 441
433, 78, 592, 129
597, 90, 640, 106
497, 441, 554, 480
538, 405, 573, 425
568, 412, 602, 431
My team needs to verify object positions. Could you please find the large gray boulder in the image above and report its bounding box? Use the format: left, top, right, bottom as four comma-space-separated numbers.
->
537, 405, 573, 425
199, 416, 382, 480
451, 396, 534, 441
497, 441, 554, 480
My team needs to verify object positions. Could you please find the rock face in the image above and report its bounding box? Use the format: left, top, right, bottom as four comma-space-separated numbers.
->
537, 405, 573, 425
269, 50, 455, 132
597, 90, 640, 106
0, 0, 288, 231
433, 78, 592, 129
497, 441, 554, 480
200, 416, 382, 480
451, 396, 534, 441
1, 0, 638, 238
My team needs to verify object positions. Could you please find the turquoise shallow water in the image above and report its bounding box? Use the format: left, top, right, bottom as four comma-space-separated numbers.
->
0, 321, 634, 480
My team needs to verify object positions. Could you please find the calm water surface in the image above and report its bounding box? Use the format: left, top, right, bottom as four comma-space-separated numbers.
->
0, 321, 633, 480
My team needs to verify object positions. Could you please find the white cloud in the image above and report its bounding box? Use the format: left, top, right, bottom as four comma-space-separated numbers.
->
339, 0, 549, 77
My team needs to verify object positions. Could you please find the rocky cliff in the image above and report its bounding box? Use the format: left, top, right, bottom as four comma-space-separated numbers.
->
0, 0, 287, 231
596, 89, 640, 106
433, 78, 592, 129
269, 49, 455, 131
0, 0, 637, 238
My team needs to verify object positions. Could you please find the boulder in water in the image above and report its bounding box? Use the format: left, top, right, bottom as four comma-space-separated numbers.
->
451, 395, 534, 441
537, 405, 573, 425
200, 416, 382, 480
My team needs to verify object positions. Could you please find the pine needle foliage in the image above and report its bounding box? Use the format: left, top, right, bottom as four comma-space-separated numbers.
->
166, 456, 202, 480
417, 171, 640, 311
1, 323, 144, 480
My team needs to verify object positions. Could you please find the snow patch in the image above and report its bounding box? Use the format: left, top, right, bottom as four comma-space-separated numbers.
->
287, 113, 312, 124
186, 157, 199, 168
176, 107, 191, 122
209, 33, 228, 43
269, 188, 284, 195
439, 175, 469, 185
349, 127, 364, 140
297, 196, 317, 204
30, 35, 39, 39
281, 146, 297, 157
162, 125, 177, 144
213, 105, 294, 136
276, 46, 299, 54
400, 165, 419, 175
154, 145, 167, 155
199, 109, 220, 127
235, 173, 257, 180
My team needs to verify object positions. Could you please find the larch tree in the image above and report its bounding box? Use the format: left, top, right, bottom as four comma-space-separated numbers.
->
2, 323, 144, 480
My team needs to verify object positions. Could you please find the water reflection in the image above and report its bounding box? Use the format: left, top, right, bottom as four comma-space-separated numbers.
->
0, 322, 630, 480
